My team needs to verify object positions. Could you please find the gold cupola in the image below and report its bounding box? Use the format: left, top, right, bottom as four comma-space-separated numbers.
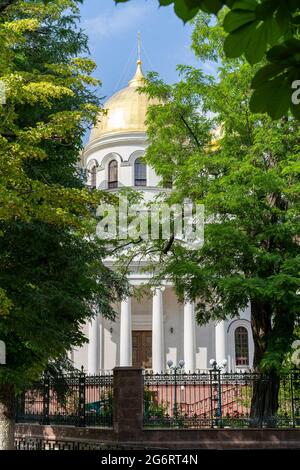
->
89, 54, 158, 142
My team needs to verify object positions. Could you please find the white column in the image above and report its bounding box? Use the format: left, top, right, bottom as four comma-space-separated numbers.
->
88, 315, 99, 374
99, 315, 104, 371
215, 320, 227, 365
67, 349, 74, 363
184, 301, 196, 373
152, 287, 165, 373
120, 296, 132, 366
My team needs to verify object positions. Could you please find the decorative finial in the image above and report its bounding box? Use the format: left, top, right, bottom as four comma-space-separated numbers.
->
138, 31, 141, 63
128, 32, 144, 87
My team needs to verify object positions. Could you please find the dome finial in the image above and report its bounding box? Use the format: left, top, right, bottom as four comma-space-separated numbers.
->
138, 31, 141, 63
129, 32, 144, 87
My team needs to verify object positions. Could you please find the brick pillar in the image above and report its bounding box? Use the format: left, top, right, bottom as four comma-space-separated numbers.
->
113, 367, 143, 440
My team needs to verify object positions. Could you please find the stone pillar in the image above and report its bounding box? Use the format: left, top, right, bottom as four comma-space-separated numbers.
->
215, 320, 227, 365
184, 301, 196, 373
113, 367, 143, 438
120, 296, 132, 367
88, 315, 99, 374
152, 287, 165, 373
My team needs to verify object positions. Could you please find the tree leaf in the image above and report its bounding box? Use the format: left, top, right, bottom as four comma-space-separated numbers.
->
251, 63, 283, 88
250, 77, 291, 119
201, 0, 224, 14
291, 101, 300, 120
244, 23, 267, 64
231, 0, 257, 11
223, 10, 256, 33
174, 0, 199, 21
264, 16, 283, 47
223, 21, 258, 59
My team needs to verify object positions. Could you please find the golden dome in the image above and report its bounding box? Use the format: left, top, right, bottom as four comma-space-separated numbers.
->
89, 60, 157, 141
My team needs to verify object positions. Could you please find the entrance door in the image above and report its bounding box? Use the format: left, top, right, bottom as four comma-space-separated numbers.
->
132, 331, 152, 368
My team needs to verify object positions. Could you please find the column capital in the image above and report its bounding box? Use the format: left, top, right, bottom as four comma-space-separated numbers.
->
184, 295, 194, 305
151, 286, 165, 294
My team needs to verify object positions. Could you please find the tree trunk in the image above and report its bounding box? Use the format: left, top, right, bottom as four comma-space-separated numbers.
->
0, 384, 15, 450
250, 369, 280, 427
250, 300, 295, 426
250, 300, 279, 426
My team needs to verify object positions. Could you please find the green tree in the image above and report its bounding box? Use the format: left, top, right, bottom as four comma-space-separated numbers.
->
124, 12, 299, 423
115, 0, 300, 120
0, 0, 126, 449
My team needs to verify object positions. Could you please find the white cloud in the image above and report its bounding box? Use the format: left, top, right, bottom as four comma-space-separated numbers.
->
82, 2, 152, 38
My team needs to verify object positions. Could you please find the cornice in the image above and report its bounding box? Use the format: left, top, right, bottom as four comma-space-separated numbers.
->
84, 132, 147, 160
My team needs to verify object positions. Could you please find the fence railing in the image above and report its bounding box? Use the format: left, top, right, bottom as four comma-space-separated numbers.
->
143, 370, 300, 429
15, 369, 300, 429
15, 370, 113, 428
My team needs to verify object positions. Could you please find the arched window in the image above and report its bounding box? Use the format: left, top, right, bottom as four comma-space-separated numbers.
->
134, 158, 147, 186
108, 160, 118, 189
235, 326, 249, 366
90, 165, 97, 189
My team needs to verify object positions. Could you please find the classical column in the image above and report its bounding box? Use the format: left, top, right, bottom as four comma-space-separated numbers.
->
152, 287, 165, 373
67, 349, 74, 363
99, 315, 104, 371
120, 296, 132, 366
88, 315, 99, 374
184, 301, 196, 373
215, 320, 227, 365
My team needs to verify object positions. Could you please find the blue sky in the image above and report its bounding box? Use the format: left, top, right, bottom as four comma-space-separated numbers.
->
79, 0, 200, 101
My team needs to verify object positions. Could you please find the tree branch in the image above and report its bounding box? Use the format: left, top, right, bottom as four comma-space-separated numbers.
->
163, 234, 174, 254
179, 114, 201, 148
109, 236, 143, 255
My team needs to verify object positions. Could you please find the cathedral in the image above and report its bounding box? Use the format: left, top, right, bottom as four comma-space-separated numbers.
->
72, 57, 254, 374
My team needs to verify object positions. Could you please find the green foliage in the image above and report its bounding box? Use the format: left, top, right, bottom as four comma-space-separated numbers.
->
0, 0, 127, 391
144, 388, 169, 420
250, 40, 300, 119
115, 0, 300, 120
85, 391, 113, 419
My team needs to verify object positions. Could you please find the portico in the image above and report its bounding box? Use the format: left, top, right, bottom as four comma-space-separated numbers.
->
87, 286, 201, 374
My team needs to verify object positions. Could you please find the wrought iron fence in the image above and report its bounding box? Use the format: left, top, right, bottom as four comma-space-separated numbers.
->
143, 370, 300, 429
15, 369, 300, 430
15, 370, 113, 427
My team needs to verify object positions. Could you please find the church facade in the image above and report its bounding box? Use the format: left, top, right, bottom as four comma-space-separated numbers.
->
72, 59, 254, 374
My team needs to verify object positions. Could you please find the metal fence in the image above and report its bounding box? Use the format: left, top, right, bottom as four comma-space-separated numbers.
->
143, 370, 300, 429
15, 369, 300, 430
15, 370, 113, 427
